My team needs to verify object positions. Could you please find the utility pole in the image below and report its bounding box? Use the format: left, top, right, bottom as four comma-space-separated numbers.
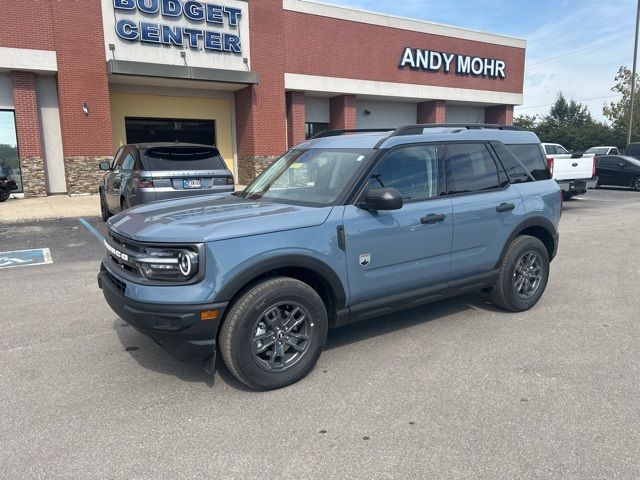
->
628, 0, 640, 146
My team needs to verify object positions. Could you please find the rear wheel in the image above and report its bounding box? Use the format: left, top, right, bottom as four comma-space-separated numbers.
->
0, 190, 9, 202
491, 235, 550, 312
633, 176, 640, 192
219, 276, 328, 390
100, 190, 112, 222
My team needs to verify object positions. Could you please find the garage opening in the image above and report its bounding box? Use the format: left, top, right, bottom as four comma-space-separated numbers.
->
125, 117, 216, 145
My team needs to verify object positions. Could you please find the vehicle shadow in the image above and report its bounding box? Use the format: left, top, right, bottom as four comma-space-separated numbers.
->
112, 292, 502, 390
112, 318, 258, 391
325, 292, 500, 351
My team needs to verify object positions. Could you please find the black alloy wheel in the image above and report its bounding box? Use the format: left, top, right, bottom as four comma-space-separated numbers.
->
251, 302, 312, 372
219, 276, 328, 390
491, 235, 550, 312
512, 252, 544, 299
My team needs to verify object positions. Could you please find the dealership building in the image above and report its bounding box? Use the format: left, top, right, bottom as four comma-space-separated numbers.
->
0, 0, 526, 196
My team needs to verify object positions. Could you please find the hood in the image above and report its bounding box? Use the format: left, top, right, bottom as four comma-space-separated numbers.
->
107, 194, 333, 243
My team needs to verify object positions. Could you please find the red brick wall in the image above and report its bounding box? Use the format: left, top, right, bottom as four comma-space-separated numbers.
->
49, 1, 113, 157
286, 91, 306, 147
0, 4, 55, 51
284, 12, 525, 94
330, 95, 357, 130
417, 100, 447, 123
485, 105, 514, 124
235, 0, 287, 157
1, 1, 113, 159
10, 72, 42, 158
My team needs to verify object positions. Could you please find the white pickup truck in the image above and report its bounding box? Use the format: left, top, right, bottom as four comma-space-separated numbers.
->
542, 143, 597, 199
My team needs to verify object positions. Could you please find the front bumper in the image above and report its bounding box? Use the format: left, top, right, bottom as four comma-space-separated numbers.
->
557, 177, 598, 193
98, 269, 227, 362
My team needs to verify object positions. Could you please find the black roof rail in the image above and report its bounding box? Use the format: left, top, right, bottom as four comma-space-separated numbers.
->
391, 123, 525, 137
311, 128, 395, 139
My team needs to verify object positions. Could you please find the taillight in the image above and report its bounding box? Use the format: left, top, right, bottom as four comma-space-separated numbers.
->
592, 158, 596, 178
560, 189, 563, 215
546, 156, 554, 176
226, 176, 234, 185
135, 177, 154, 188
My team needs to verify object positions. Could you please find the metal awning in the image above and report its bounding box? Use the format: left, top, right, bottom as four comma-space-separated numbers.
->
107, 59, 258, 85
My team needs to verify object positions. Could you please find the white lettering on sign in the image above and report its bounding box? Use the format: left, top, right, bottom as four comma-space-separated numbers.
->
399, 47, 507, 79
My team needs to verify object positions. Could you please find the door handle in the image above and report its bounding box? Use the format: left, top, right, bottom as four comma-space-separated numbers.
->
496, 202, 516, 212
420, 213, 446, 224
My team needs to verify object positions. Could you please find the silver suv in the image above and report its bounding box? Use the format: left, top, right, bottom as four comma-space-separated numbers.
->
99, 143, 234, 221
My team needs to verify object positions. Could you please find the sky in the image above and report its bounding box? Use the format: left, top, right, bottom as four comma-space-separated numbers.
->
336, 0, 637, 122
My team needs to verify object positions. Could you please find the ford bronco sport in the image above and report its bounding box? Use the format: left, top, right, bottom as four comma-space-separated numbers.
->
99, 124, 561, 390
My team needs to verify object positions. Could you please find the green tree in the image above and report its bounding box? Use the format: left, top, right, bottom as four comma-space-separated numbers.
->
603, 66, 640, 141
515, 93, 626, 151
546, 93, 592, 127
513, 114, 538, 130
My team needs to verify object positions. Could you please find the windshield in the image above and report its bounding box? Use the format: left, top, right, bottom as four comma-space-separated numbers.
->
239, 148, 374, 206
144, 147, 226, 171
586, 147, 610, 155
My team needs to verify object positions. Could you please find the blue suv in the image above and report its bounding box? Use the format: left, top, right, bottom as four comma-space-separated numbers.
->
98, 124, 561, 390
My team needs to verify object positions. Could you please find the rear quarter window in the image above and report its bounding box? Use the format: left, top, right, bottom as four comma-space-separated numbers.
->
143, 147, 226, 171
503, 144, 551, 181
626, 144, 640, 156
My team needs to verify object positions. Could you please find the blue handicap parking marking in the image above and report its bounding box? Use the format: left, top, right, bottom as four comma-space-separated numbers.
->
0, 248, 53, 269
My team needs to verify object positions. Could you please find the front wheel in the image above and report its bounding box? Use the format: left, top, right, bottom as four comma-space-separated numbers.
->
219, 276, 328, 390
491, 235, 550, 312
633, 176, 640, 192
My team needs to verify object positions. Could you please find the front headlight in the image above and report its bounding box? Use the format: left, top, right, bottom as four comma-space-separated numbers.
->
137, 247, 199, 282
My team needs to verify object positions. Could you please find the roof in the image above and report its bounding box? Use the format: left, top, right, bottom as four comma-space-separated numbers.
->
295, 126, 540, 150
128, 142, 219, 149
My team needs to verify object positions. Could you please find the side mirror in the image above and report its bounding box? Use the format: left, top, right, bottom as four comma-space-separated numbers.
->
359, 187, 403, 211
99, 161, 111, 171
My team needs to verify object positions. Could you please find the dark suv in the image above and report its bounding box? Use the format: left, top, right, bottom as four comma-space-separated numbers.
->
99, 143, 234, 221
99, 125, 561, 390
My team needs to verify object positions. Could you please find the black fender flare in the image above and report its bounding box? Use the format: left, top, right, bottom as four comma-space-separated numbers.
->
496, 216, 558, 268
214, 254, 347, 309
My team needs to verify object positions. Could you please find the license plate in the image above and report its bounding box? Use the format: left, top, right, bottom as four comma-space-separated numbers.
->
183, 179, 202, 189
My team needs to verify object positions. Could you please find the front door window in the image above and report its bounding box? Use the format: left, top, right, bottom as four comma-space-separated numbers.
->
0, 111, 21, 192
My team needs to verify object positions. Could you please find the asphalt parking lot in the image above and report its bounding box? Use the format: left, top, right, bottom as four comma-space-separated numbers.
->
1, 187, 639, 479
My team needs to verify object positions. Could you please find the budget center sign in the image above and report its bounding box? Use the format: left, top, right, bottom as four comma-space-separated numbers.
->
103, 0, 250, 70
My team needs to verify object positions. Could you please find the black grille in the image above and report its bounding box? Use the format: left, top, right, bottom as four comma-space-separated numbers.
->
105, 270, 126, 294
107, 231, 143, 277
109, 231, 144, 253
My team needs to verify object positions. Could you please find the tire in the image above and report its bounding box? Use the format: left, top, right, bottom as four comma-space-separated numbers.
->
562, 191, 573, 200
633, 176, 640, 192
491, 235, 550, 312
100, 190, 112, 222
0, 191, 8, 202
219, 276, 328, 390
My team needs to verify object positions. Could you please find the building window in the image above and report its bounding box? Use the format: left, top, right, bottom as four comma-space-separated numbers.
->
0, 110, 22, 193
125, 117, 217, 146
305, 122, 329, 140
